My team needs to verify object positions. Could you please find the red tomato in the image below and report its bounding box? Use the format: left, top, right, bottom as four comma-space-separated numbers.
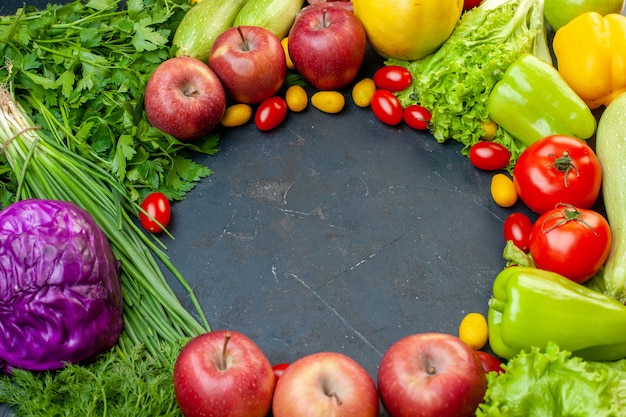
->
272, 363, 290, 381
255, 96, 288, 131
403, 104, 431, 130
528, 204, 611, 283
463, 0, 483, 10
371, 90, 403, 125
139, 192, 171, 233
503, 212, 533, 252
513, 135, 602, 214
475, 351, 504, 374
469, 141, 511, 171
373, 65, 412, 92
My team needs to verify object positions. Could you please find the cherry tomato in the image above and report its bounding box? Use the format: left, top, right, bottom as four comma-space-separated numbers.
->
403, 104, 431, 130
272, 363, 290, 381
469, 141, 511, 171
528, 204, 612, 283
503, 212, 533, 252
373, 65, 413, 92
370, 89, 403, 125
139, 192, 171, 233
463, 0, 483, 10
475, 351, 504, 374
513, 135, 602, 214
255, 96, 288, 131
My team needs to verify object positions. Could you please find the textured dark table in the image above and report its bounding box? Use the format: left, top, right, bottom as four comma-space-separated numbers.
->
2, 1, 539, 416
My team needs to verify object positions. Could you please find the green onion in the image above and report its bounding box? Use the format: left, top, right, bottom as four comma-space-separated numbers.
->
0, 85, 209, 361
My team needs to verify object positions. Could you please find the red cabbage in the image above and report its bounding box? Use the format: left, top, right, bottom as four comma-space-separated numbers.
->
0, 199, 124, 372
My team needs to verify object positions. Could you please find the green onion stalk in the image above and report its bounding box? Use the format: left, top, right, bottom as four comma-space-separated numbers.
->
0, 85, 209, 361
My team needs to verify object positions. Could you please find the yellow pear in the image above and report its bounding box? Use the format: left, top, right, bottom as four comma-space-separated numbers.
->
353, 0, 464, 61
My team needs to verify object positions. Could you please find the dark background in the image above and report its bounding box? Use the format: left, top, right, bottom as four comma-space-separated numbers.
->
2, 1, 556, 416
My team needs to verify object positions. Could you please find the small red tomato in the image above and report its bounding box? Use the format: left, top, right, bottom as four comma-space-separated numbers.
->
463, 0, 483, 10
475, 351, 504, 374
139, 192, 171, 233
403, 104, 431, 130
255, 96, 288, 131
469, 141, 511, 171
529, 204, 612, 283
503, 212, 533, 252
373, 65, 412, 92
371, 89, 403, 125
272, 363, 290, 381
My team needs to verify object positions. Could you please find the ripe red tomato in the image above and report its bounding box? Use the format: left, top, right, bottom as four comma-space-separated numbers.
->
403, 104, 431, 130
139, 192, 171, 233
503, 212, 533, 252
528, 204, 612, 283
474, 351, 503, 374
255, 96, 288, 131
371, 89, 403, 125
373, 65, 413, 92
469, 141, 511, 171
272, 363, 290, 381
463, 0, 483, 10
513, 135, 602, 214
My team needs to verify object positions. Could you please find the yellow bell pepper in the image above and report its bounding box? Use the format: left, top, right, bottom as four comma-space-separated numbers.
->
553, 12, 626, 110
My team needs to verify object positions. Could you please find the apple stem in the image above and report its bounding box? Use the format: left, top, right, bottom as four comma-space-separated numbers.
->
220, 332, 231, 371
236, 26, 250, 52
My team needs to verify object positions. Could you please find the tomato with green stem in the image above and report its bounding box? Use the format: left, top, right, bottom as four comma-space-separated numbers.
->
139, 192, 171, 233
513, 135, 602, 214
528, 203, 611, 283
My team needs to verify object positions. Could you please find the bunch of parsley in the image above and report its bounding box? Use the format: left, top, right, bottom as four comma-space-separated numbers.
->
0, 0, 218, 207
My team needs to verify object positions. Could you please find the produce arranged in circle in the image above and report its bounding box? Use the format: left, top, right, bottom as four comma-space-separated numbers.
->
1, 0, 626, 415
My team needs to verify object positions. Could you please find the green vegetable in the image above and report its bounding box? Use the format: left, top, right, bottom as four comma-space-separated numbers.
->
389, 0, 550, 167
594, 92, 626, 303
172, 0, 248, 61
234, 0, 305, 40
477, 341, 626, 416
488, 266, 626, 361
0, 340, 188, 417
0, 0, 217, 206
487, 53, 597, 146
0, 86, 209, 361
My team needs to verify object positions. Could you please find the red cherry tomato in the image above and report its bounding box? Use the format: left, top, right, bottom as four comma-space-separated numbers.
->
139, 192, 171, 233
463, 0, 483, 10
373, 65, 413, 92
469, 141, 511, 171
272, 363, 290, 381
503, 212, 533, 252
255, 96, 288, 131
475, 351, 504, 374
529, 204, 612, 283
403, 104, 431, 130
513, 135, 602, 214
371, 89, 403, 125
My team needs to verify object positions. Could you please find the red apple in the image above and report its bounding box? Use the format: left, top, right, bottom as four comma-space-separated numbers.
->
173, 330, 275, 417
144, 56, 226, 141
288, 5, 366, 90
378, 332, 487, 417
209, 26, 286, 104
272, 351, 379, 417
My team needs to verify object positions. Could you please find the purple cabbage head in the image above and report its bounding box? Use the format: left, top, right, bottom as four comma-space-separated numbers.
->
0, 199, 124, 372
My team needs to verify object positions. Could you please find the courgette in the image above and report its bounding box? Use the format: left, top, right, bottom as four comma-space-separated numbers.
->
171, 0, 248, 61
596, 92, 626, 303
234, 0, 305, 39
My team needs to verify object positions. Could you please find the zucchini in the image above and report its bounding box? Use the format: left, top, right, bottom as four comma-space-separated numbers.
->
234, 0, 305, 39
171, 0, 248, 61
596, 92, 626, 303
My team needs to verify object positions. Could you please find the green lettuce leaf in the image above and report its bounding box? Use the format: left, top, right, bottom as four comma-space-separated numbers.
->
388, 0, 549, 168
477, 342, 626, 416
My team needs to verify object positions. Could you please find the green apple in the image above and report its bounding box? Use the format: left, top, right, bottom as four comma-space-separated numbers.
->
544, 0, 625, 31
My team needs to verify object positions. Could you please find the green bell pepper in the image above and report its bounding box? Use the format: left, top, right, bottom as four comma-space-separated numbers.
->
488, 266, 626, 361
487, 53, 596, 147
